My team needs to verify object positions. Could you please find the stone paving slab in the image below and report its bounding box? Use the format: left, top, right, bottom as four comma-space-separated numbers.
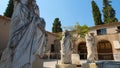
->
43, 59, 85, 68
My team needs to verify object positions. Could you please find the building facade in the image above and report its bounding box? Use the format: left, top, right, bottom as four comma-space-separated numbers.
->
75, 22, 120, 60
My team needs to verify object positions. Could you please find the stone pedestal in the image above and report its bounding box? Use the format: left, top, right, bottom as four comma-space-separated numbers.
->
113, 53, 120, 61
82, 63, 98, 68
71, 54, 81, 65
32, 56, 43, 68
56, 64, 76, 68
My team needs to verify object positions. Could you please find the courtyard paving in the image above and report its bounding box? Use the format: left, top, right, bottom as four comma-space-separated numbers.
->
43, 59, 117, 68
43, 59, 85, 68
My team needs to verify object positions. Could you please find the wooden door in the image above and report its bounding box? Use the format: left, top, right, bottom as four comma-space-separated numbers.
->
78, 42, 87, 59
97, 40, 113, 60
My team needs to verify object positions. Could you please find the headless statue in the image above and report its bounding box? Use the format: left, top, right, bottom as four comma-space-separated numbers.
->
85, 33, 95, 63
61, 30, 72, 64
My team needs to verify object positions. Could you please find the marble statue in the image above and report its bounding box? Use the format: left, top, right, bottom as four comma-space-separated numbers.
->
0, 0, 47, 68
60, 30, 72, 64
85, 33, 95, 63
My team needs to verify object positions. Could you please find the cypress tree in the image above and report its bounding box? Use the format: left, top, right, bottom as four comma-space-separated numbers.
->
4, 0, 14, 18
52, 18, 62, 33
92, 0, 103, 25
102, 0, 118, 23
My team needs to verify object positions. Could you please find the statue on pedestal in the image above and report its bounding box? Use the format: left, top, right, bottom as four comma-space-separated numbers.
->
0, 0, 46, 68
60, 30, 72, 64
85, 33, 95, 63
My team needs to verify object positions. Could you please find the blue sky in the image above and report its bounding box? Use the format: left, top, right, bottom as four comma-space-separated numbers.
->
0, 0, 120, 32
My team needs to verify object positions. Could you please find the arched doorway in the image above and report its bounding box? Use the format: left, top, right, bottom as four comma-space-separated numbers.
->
97, 40, 113, 60
78, 42, 87, 59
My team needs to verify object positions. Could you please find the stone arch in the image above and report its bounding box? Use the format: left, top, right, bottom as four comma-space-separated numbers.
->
97, 40, 113, 60
78, 42, 87, 59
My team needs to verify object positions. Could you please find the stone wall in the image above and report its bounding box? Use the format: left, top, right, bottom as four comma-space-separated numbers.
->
0, 15, 10, 59
45, 32, 61, 59
107, 26, 117, 34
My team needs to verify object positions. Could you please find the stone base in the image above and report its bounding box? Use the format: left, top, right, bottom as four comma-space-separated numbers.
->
56, 64, 76, 68
71, 54, 81, 65
82, 63, 98, 68
32, 56, 43, 68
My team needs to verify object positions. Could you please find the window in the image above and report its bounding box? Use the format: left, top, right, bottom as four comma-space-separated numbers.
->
117, 26, 120, 30
51, 44, 55, 52
97, 28, 107, 35
116, 26, 120, 32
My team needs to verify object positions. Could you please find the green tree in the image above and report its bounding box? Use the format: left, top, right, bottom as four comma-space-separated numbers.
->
4, 0, 14, 18
102, 0, 118, 23
74, 23, 89, 37
92, 0, 103, 25
64, 23, 89, 38
52, 18, 62, 33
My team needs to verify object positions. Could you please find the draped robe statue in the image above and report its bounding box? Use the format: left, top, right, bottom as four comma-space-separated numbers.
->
61, 30, 72, 64
85, 34, 95, 63
0, 0, 47, 68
